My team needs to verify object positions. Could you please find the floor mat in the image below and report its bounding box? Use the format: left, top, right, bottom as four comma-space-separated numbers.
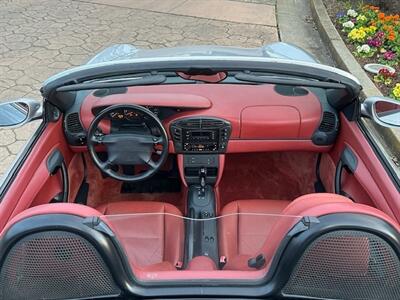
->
218, 152, 318, 209
84, 154, 185, 213
121, 171, 181, 194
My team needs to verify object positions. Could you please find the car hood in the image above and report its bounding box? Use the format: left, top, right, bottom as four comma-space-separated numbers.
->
86, 42, 319, 65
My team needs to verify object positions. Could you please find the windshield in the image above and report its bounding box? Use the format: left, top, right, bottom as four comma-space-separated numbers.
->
40, 45, 361, 100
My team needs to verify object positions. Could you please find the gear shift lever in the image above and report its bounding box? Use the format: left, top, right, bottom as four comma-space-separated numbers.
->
199, 167, 207, 196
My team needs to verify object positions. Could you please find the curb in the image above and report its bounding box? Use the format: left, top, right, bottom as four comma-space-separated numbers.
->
310, 0, 400, 153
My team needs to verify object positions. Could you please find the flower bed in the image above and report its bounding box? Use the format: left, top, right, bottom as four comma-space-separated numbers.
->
326, 3, 400, 100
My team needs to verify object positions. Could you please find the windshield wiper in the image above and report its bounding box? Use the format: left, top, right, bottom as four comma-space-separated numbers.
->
234, 72, 346, 89
56, 74, 167, 92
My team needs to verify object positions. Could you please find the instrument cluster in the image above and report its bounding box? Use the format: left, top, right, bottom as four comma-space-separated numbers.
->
108, 106, 160, 122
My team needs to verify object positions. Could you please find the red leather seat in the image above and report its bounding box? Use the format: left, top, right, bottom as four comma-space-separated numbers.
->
2, 201, 184, 272
219, 199, 290, 270
219, 194, 357, 270
96, 201, 184, 271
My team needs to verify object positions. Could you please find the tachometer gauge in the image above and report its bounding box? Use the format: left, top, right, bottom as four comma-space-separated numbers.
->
109, 111, 124, 120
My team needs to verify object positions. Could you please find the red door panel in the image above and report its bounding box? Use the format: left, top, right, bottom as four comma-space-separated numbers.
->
326, 113, 400, 221
0, 119, 73, 231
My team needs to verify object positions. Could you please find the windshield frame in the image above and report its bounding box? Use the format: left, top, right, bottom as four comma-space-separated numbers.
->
41, 56, 362, 103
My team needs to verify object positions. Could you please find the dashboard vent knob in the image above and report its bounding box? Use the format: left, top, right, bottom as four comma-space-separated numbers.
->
171, 127, 182, 142
319, 112, 336, 132
65, 113, 84, 133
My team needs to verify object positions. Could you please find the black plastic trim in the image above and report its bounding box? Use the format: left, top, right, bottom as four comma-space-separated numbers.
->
311, 88, 339, 146
314, 153, 326, 192
334, 146, 358, 195
170, 116, 231, 154
186, 185, 219, 265
47, 149, 64, 175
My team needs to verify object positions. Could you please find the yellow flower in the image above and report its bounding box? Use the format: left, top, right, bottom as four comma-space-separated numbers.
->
392, 83, 400, 99
348, 28, 367, 42
357, 15, 367, 22
365, 25, 377, 34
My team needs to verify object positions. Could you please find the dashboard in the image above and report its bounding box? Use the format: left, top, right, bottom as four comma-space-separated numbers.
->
63, 84, 339, 153
92, 106, 179, 123
109, 108, 145, 122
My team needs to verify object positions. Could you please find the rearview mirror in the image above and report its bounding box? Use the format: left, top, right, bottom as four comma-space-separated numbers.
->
0, 99, 42, 128
361, 96, 400, 128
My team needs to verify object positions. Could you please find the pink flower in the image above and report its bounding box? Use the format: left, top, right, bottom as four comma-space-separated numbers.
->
376, 31, 385, 38
383, 51, 396, 60
367, 37, 383, 47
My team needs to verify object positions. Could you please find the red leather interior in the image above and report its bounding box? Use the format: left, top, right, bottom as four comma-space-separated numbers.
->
75, 84, 327, 154
0, 203, 103, 236
218, 152, 318, 209
0, 120, 73, 232
29, 172, 63, 207
96, 201, 184, 271
83, 153, 185, 213
219, 193, 400, 271
319, 153, 336, 193
2, 201, 184, 272
327, 114, 400, 221
3, 194, 400, 281
81, 92, 212, 130
67, 153, 85, 202
176, 72, 227, 83
187, 256, 217, 270
219, 199, 291, 270
240, 106, 301, 139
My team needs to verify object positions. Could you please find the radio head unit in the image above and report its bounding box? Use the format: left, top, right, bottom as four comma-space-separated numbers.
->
170, 117, 231, 153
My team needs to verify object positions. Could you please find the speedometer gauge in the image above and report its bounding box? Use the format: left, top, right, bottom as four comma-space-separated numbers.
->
124, 109, 141, 121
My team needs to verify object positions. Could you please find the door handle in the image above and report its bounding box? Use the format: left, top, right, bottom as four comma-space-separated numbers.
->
335, 146, 358, 196
47, 149, 69, 202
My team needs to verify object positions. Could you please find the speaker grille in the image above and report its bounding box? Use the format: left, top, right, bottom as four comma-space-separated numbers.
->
0, 231, 120, 300
65, 112, 84, 133
282, 230, 400, 300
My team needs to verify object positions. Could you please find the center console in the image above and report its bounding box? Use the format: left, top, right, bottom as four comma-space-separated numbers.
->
170, 117, 231, 267
170, 117, 231, 153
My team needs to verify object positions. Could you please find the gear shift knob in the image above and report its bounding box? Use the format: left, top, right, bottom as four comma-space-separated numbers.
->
199, 167, 207, 196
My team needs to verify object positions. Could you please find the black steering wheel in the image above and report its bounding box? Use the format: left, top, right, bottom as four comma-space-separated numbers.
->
87, 104, 169, 182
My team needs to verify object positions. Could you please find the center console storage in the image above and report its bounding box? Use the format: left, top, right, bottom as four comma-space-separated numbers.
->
171, 117, 231, 267
183, 156, 220, 266
186, 185, 219, 265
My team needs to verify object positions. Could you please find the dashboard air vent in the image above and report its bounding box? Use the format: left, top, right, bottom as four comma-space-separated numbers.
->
319, 112, 336, 132
177, 118, 226, 129
179, 119, 201, 129
65, 113, 84, 133
201, 119, 224, 128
